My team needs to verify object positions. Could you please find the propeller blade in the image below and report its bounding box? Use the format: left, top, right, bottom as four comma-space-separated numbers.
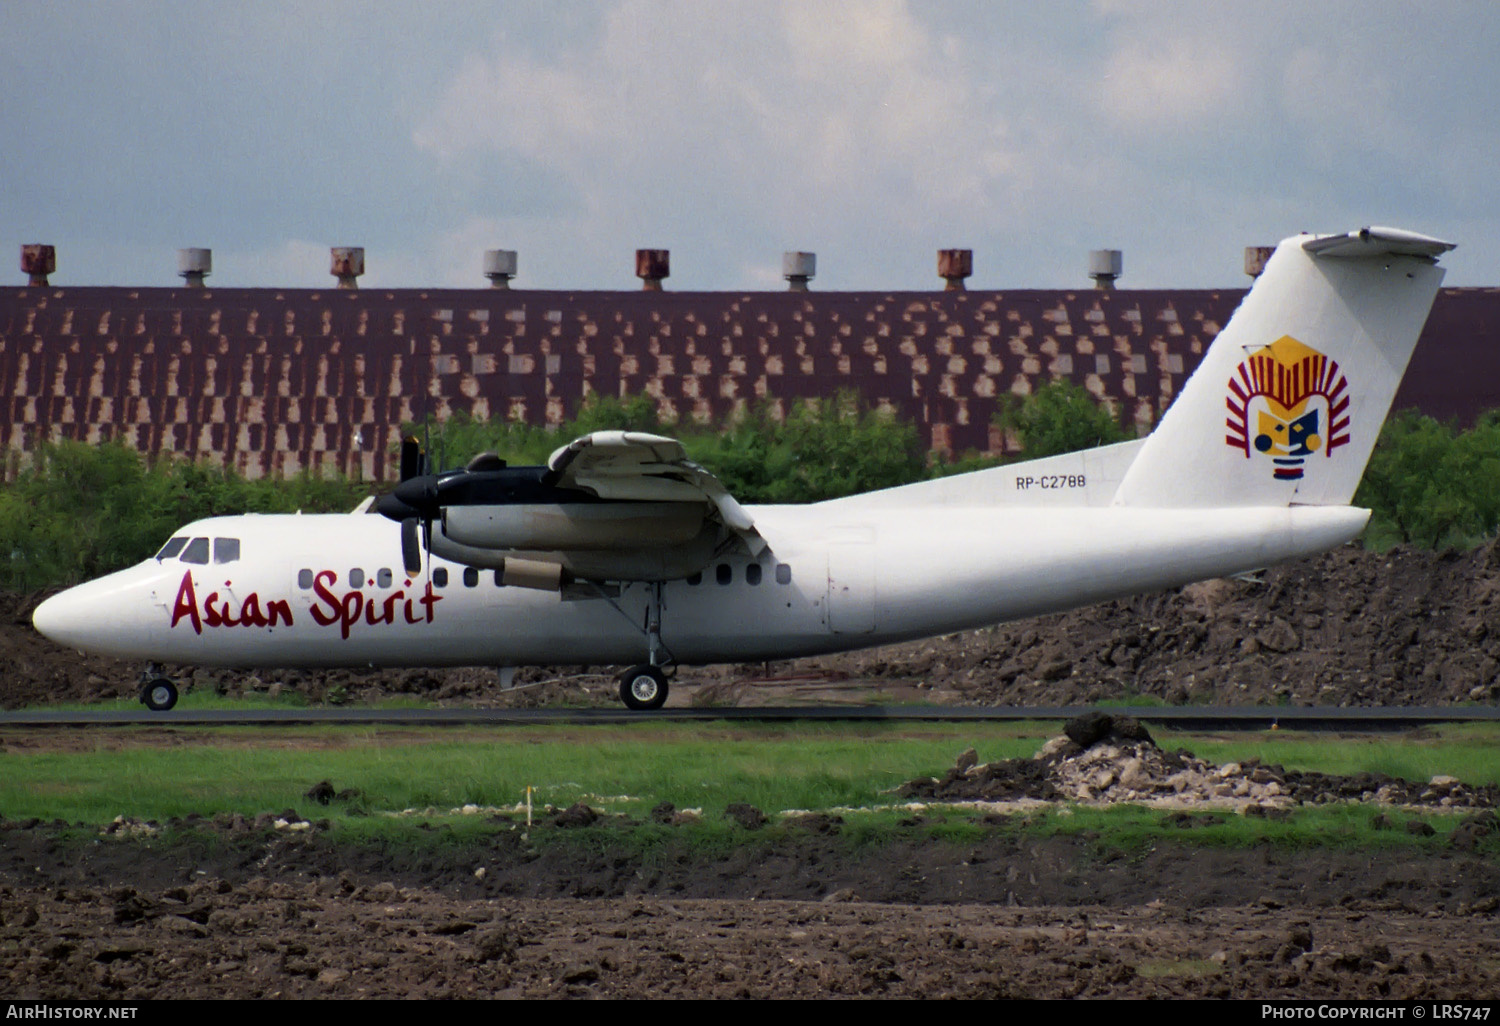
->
420, 515, 434, 592
401, 518, 422, 575
399, 437, 422, 482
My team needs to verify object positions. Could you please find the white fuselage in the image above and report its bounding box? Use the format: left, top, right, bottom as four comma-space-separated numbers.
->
32, 499, 1368, 670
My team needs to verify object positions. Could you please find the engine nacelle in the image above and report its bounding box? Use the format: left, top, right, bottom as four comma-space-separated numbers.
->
428, 520, 722, 583
442, 501, 706, 552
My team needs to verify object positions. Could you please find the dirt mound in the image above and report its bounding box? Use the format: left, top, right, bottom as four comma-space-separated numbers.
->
790, 540, 1500, 708
6, 539, 1500, 709
900, 713, 1500, 811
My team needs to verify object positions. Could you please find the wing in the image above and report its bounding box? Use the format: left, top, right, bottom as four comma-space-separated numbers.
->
545, 431, 765, 555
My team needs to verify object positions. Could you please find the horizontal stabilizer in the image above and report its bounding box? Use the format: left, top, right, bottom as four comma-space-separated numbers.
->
1302, 226, 1455, 260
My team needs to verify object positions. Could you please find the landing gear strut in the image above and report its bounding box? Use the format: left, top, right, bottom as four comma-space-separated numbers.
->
139, 664, 178, 711
618, 582, 670, 711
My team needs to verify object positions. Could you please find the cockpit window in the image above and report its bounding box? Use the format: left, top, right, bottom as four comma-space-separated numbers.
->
213, 538, 241, 564
180, 537, 210, 564
155, 537, 189, 561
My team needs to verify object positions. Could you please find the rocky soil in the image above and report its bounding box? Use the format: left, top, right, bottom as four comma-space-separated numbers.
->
795, 540, 1500, 710
4, 866, 1499, 999
902, 712, 1500, 815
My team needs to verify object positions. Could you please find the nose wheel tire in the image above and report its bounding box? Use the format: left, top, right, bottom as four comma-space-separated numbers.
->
141, 678, 178, 712
618, 665, 668, 711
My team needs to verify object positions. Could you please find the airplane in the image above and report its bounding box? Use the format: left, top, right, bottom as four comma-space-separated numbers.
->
32, 226, 1454, 712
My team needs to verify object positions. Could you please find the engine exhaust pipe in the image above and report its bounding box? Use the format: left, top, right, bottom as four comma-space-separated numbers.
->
499, 558, 568, 591
426, 531, 572, 592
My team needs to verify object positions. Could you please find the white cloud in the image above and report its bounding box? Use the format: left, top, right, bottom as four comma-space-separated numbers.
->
410, 0, 1036, 286
7, 1, 1500, 290
1099, 35, 1245, 128
225, 239, 341, 289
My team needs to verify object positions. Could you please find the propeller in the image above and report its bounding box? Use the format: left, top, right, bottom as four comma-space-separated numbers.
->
399, 436, 423, 483
395, 344, 439, 581
386, 435, 437, 576
377, 433, 570, 576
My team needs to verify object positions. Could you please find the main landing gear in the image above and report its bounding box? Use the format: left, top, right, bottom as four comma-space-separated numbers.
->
618, 665, 668, 711
617, 582, 671, 711
139, 664, 178, 711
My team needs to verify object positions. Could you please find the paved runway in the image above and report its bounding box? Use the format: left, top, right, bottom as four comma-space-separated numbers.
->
2, 705, 1496, 730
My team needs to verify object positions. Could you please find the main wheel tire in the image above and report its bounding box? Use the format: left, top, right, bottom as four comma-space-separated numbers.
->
618, 665, 668, 711
141, 678, 178, 712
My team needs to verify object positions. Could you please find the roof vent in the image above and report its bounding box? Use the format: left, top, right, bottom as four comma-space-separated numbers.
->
636, 249, 669, 291
177, 248, 211, 288
783, 251, 816, 291
1089, 249, 1122, 290
21, 244, 55, 287
1243, 246, 1275, 278
484, 249, 518, 289
331, 247, 365, 289
938, 249, 972, 291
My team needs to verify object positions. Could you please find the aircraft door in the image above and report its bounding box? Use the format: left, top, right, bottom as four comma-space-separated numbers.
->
826, 540, 876, 634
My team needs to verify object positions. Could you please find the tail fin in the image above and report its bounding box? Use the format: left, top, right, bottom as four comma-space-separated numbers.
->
1112, 227, 1454, 509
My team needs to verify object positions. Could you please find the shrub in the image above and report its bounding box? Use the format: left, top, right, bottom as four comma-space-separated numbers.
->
0, 441, 361, 591
994, 380, 1129, 459
1355, 409, 1500, 549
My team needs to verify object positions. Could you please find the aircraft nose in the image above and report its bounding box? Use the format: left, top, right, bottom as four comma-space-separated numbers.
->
32, 588, 89, 648
31, 567, 168, 662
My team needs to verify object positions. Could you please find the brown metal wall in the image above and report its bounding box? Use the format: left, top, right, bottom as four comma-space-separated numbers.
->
0, 284, 1489, 481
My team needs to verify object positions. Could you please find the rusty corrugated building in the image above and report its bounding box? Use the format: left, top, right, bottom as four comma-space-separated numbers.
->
1, 281, 1495, 482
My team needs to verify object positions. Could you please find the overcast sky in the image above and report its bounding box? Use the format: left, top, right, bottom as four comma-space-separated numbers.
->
4, 1, 1497, 291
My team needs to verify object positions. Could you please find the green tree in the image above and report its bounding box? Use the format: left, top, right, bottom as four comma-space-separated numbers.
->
995, 380, 1128, 459
406, 392, 666, 473
1355, 409, 1500, 548
0, 441, 362, 591
688, 393, 925, 503
567, 392, 664, 436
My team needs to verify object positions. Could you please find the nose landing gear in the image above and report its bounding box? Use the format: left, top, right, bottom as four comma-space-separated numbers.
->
139, 664, 178, 711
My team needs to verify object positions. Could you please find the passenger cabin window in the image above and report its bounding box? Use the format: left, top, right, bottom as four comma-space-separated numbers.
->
180, 537, 210, 564
746, 564, 762, 586
464, 567, 479, 587
686, 572, 702, 586
213, 538, 240, 564
377, 568, 393, 588
776, 563, 792, 585
298, 569, 314, 589
433, 567, 449, 588
156, 537, 189, 561
716, 563, 732, 586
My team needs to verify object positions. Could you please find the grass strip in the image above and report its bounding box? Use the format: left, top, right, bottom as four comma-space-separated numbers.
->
2, 722, 1495, 856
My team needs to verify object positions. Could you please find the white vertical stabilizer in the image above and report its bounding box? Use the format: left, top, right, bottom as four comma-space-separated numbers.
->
1113, 227, 1452, 509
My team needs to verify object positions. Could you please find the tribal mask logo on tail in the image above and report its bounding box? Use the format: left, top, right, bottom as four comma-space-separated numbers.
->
1226, 335, 1350, 480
